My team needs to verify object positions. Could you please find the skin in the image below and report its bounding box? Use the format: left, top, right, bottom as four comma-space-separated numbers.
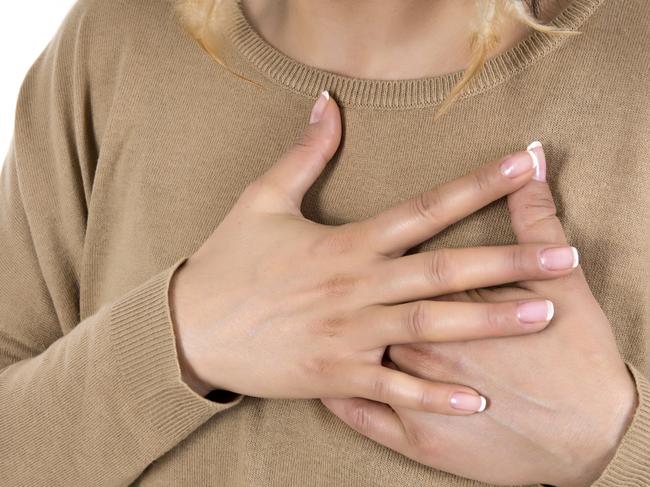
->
170, 94, 574, 415
323, 144, 637, 486
171, 0, 638, 484
240, 0, 572, 81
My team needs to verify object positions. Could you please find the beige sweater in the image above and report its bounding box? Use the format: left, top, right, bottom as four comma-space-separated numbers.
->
0, 0, 648, 485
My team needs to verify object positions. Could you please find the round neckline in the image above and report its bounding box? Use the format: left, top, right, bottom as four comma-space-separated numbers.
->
223, 0, 605, 109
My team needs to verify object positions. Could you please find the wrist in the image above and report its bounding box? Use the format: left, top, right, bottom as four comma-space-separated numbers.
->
178, 356, 214, 398
561, 365, 638, 486
168, 261, 214, 397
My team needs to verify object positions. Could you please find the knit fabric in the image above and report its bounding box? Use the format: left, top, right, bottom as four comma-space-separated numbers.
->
0, 0, 648, 485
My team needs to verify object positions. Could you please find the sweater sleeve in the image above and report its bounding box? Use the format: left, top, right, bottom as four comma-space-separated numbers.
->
0, 2, 243, 486
591, 362, 650, 486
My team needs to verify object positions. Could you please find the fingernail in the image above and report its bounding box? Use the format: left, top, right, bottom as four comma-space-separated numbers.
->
517, 299, 554, 323
309, 90, 330, 124
527, 140, 546, 182
450, 392, 487, 413
540, 246, 580, 270
499, 151, 536, 178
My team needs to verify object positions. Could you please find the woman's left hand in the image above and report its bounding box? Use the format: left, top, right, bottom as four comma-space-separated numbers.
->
321, 143, 638, 486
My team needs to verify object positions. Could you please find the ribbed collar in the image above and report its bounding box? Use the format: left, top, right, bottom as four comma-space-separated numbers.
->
221, 0, 605, 109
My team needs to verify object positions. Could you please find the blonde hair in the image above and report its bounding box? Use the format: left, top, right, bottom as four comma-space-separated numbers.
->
175, 0, 579, 119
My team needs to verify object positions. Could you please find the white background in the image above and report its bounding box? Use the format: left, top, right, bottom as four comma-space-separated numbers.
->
0, 1, 77, 168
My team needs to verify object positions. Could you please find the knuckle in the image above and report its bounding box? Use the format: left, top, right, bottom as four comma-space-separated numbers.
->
407, 301, 431, 340
527, 195, 557, 217
316, 273, 359, 298
309, 227, 359, 257
370, 375, 391, 402
471, 169, 493, 193
520, 192, 559, 230
412, 187, 446, 223
311, 315, 348, 338
526, 185, 558, 213
290, 131, 327, 164
350, 402, 372, 435
484, 304, 509, 334
508, 185, 560, 224
425, 250, 452, 287
508, 245, 527, 274
294, 129, 318, 151
417, 386, 438, 411
302, 355, 333, 379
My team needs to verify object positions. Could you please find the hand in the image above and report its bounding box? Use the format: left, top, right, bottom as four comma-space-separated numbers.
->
169, 92, 579, 416
322, 142, 638, 486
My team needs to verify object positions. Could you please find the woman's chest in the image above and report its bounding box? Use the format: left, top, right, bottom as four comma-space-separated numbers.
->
81, 96, 650, 369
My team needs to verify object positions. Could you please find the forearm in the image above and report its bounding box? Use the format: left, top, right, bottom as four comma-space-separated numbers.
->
0, 260, 242, 486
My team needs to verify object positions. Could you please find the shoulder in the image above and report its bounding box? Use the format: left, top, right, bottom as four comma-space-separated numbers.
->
570, 0, 649, 93
61, 0, 179, 30
34, 0, 186, 88
27, 0, 194, 143
588, 0, 650, 56
12, 0, 191, 177
54, 0, 185, 60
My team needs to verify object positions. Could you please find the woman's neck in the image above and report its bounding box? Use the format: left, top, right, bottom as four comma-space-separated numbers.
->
240, 0, 570, 80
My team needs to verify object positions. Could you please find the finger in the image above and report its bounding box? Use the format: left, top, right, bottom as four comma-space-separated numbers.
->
248, 90, 341, 214
348, 365, 488, 415
350, 299, 554, 349
370, 243, 579, 304
355, 149, 537, 257
508, 141, 569, 245
320, 397, 409, 454
507, 141, 589, 292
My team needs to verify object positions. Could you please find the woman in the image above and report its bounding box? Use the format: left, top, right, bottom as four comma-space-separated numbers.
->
0, 0, 647, 485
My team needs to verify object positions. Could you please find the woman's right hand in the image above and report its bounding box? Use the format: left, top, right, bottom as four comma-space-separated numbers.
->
169, 91, 576, 415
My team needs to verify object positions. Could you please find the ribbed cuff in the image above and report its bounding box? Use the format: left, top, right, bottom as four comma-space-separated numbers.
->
592, 362, 650, 486
108, 257, 243, 444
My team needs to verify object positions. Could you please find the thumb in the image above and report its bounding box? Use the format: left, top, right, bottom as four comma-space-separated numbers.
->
508, 141, 571, 246
253, 90, 342, 214
507, 141, 584, 291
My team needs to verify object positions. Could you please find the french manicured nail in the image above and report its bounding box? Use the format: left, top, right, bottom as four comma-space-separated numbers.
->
527, 140, 547, 182
499, 151, 536, 178
517, 299, 554, 323
540, 246, 580, 270
309, 90, 330, 124
450, 392, 487, 413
